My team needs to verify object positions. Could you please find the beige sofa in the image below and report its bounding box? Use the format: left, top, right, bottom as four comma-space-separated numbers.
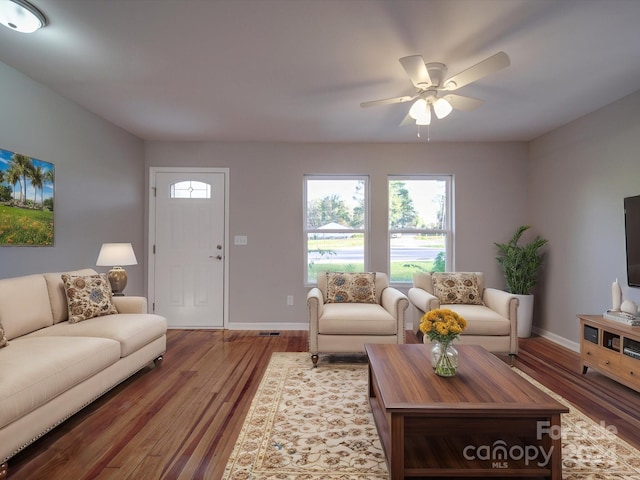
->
0, 269, 167, 475
307, 272, 409, 366
408, 272, 519, 358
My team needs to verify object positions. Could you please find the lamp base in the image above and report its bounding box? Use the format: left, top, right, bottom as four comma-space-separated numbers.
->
108, 267, 128, 296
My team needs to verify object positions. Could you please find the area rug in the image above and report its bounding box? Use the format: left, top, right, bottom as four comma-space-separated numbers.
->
222, 352, 640, 479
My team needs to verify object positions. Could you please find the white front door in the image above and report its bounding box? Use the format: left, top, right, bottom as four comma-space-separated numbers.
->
149, 168, 228, 328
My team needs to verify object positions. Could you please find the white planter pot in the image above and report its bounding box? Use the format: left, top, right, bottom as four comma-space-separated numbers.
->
514, 294, 534, 338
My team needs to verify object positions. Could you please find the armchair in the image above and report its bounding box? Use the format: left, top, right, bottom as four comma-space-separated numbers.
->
307, 272, 408, 366
408, 272, 519, 358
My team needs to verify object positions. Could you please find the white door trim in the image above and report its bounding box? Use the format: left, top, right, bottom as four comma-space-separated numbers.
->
148, 166, 230, 328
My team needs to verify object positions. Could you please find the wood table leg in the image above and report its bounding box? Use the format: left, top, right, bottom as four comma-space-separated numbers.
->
549, 413, 563, 479
390, 414, 405, 479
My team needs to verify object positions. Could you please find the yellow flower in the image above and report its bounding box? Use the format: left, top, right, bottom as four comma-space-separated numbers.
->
419, 308, 466, 343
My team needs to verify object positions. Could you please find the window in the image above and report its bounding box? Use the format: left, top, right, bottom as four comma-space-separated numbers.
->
170, 180, 211, 199
388, 176, 452, 283
304, 176, 368, 284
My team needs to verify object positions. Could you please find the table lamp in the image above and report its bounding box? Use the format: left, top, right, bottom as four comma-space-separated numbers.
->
96, 243, 138, 295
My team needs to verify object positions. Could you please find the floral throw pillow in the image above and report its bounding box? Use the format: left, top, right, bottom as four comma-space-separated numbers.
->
61, 273, 118, 323
0, 321, 8, 348
432, 272, 484, 305
326, 272, 377, 304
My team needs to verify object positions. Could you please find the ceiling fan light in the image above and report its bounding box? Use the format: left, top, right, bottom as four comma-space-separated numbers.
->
0, 0, 47, 33
414, 104, 431, 125
415, 109, 431, 126
433, 97, 453, 119
408, 98, 427, 120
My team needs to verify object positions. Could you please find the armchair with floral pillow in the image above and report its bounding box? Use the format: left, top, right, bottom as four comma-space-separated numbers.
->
408, 272, 519, 359
307, 271, 408, 366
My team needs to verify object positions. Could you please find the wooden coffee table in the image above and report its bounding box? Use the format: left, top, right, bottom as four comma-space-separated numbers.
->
365, 344, 568, 479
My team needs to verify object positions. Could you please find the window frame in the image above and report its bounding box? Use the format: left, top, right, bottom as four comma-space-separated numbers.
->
387, 175, 453, 285
303, 174, 370, 286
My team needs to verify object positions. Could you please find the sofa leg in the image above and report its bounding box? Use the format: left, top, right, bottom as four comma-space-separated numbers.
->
0, 462, 7, 480
311, 354, 319, 367
154, 355, 164, 367
508, 354, 516, 367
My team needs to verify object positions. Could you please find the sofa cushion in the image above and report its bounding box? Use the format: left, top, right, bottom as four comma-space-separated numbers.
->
44, 268, 98, 324
318, 271, 389, 304
23, 313, 168, 357
0, 274, 54, 340
62, 273, 118, 323
319, 304, 397, 335
413, 272, 485, 296
432, 273, 484, 305
441, 304, 511, 335
326, 272, 376, 303
0, 336, 120, 429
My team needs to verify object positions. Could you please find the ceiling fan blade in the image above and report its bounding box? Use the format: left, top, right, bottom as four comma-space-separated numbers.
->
443, 51, 510, 90
445, 94, 484, 111
399, 113, 416, 126
399, 55, 432, 89
360, 95, 415, 108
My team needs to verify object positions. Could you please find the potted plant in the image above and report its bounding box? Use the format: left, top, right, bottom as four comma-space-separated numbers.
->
494, 225, 548, 338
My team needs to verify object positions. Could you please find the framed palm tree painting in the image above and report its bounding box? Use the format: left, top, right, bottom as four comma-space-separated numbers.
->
0, 148, 54, 246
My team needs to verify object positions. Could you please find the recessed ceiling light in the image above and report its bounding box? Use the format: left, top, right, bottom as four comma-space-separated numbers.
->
0, 0, 47, 33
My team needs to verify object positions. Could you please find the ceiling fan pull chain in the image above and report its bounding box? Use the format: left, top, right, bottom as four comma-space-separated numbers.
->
416, 124, 431, 141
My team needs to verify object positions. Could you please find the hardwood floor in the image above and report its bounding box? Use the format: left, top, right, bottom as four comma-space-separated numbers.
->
6, 330, 640, 479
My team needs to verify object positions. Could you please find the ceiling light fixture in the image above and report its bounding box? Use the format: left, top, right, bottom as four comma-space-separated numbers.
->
415, 110, 431, 126
408, 98, 427, 120
433, 97, 453, 119
0, 0, 47, 33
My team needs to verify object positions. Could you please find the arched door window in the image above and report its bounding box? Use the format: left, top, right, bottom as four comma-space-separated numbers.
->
170, 180, 211, 199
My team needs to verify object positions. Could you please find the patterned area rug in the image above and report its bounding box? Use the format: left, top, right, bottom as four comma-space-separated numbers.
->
222, 352, 640, 479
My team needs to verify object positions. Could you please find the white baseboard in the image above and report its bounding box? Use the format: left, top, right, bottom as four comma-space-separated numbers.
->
226, 322, 310, 331
176, 323, 578, 352
226, 321, 416, 332
531, 326, 580, 353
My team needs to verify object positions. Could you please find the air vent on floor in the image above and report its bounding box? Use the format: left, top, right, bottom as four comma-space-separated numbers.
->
258, 331, 281, 336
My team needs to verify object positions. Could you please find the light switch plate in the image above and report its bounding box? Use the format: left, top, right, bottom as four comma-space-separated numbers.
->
234, 235, 248, 245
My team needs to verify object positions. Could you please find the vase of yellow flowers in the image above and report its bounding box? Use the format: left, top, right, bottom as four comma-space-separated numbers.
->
419, 308, 467, 377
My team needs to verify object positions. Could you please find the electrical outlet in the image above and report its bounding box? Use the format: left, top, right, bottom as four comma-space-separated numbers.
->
287, 295, 294, 306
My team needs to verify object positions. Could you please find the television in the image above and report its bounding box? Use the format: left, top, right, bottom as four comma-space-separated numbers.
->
624, 195, 640, 287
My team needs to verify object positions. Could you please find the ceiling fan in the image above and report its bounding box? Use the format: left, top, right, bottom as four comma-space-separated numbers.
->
361, 51, 510, 127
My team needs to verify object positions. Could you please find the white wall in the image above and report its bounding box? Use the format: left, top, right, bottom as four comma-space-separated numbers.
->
0, 62, 146, 294
529, 90, 640, 347
0, 58, 532, 330
5, 49, 639, 343
145, 141, 528, 327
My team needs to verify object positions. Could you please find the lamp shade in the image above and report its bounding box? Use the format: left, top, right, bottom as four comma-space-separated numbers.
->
408, 98, 427, 120
0, 0, 47, 33
433, 97, 453, 119
415, 107, 431, 126
96, 243, 138, 267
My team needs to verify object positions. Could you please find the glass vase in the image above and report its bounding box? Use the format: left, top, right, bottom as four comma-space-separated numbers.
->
430, 340, 458, 377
